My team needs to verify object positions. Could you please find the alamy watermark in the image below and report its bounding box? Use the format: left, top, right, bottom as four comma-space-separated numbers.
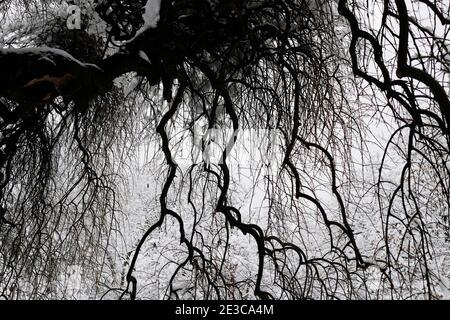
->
66, 5, 81, 30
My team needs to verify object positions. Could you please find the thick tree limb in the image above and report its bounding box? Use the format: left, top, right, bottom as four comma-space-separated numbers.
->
0, 46, 156, 105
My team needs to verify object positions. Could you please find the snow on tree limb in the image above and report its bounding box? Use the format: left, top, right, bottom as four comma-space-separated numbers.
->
0, 46, 104, 103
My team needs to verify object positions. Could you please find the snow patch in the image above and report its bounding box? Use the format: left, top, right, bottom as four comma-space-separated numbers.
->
0, 46, 103, 72
142, 0, 161, 29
